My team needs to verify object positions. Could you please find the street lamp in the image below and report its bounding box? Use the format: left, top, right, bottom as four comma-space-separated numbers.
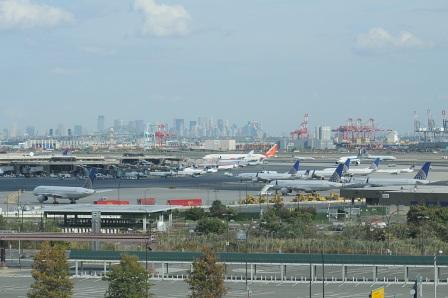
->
321, 251, 325, 298
434, 250, 443, 298
145, 218, 153, 298
242, 223, 255, 298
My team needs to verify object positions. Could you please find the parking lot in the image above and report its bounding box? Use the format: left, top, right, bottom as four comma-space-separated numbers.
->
1, 269, 447, 297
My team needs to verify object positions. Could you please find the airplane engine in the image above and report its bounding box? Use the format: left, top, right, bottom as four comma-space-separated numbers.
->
37, 195, 48, 203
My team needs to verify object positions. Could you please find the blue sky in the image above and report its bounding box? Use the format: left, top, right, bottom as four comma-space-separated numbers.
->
0, 0, 447, 135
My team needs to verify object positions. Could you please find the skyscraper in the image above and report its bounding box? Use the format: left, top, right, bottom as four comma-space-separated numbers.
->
97, 115, 105, 133
74, 125, 83, 136
174, 118, 185, 137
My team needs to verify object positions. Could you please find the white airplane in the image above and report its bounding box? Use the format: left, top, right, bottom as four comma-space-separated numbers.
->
238, 160, 306, 182
261, 163, 347, 195
336, 150, 396, 165
349, 162, 432, 187
217, 159, 248, 170
376, 165, 415, 175
364, 153, 397, 161
336, 155, 361, 165
345, 158, 380, 176
310, 159, 352, 179
177, 167, 206, 177
203, 144, 279, 164
33, 168, 104, 204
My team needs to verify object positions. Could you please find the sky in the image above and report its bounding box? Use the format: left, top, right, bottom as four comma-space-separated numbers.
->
0, 0, 447, 136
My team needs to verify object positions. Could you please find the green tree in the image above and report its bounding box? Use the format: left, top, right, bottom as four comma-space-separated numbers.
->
28, 241, 73, 298
195, 218, 226, 235
186, 246, 226, 298
209, 200, 236, 219
184, 207, 207, 221
105, 254, 151, 298
0, 215, 7, 229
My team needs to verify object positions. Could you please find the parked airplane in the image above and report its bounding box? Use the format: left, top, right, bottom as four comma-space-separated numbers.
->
238, 160, 306, 182
345, 158, 380, 176
33, 168, 102, 204
364, 153, 397, 161
311, 159, 351, 179
336, 149, 396, 165
177, 167, 206, 177
203, 144, 279, 164
261, 163, 346, 195
336, 155, 361, 165
350, 162, 432, 187
376, 165, 415, 175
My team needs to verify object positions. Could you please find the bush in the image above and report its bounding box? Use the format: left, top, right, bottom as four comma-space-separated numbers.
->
184, 208, 206, 221
195, 218, 226, 235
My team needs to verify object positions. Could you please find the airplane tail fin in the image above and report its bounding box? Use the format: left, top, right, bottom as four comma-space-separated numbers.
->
82, 168, 97, 189
369, 158, 381, 170
264, 144, 279, 158
414, 162, 431, 180
343, 158, 351, 173
247, 150, 255, 156
288, 160, 300, 174
329, 163, 344, 183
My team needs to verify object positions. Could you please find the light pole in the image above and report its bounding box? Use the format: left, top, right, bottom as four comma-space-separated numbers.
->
321, 251, 325, 298
244, 223, 255, 298
434, 250, 443, 298
145, 219, 152, 298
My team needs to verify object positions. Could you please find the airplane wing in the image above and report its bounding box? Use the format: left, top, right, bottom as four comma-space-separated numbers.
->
36, 192, 65, 198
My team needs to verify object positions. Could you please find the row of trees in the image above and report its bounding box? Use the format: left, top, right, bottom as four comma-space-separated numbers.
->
28, 242, 225, 298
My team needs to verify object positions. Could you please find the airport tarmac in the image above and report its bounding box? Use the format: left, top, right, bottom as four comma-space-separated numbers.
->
0, 187, 256, 210
0, 158, 447, 208
0, 269, 446, 298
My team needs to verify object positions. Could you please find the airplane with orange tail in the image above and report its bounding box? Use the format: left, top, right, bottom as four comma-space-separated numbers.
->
203, 144, 279, 165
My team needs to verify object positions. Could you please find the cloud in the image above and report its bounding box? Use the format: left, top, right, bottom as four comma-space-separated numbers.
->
0, 0, 73, 29
133, 0, 191, 37
355, 27, 433, 52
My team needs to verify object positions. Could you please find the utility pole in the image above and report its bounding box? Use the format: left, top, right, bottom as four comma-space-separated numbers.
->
322, 252, 325, 298
309, 262, 312, 298
145, 218, 152, 298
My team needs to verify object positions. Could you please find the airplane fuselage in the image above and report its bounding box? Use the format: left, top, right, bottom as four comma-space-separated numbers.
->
33, 186, 95, 200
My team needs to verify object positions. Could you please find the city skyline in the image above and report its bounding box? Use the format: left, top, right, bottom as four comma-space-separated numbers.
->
0, 0, 447, 134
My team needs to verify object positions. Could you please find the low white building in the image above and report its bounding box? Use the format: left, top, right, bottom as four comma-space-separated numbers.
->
203, 139, 236, 151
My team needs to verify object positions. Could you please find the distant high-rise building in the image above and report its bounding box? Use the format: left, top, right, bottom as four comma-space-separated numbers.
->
174, 118, 185, 137
25, 126, 36, 137
318, 126, 332, 141
74, 125, 82, 136
56, 124, 65, 137
67, 128, 72, 137
48, 128, 54, 137
134, 120, 145, 135
97, 115, 105, 133
113, 119, 122, 132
